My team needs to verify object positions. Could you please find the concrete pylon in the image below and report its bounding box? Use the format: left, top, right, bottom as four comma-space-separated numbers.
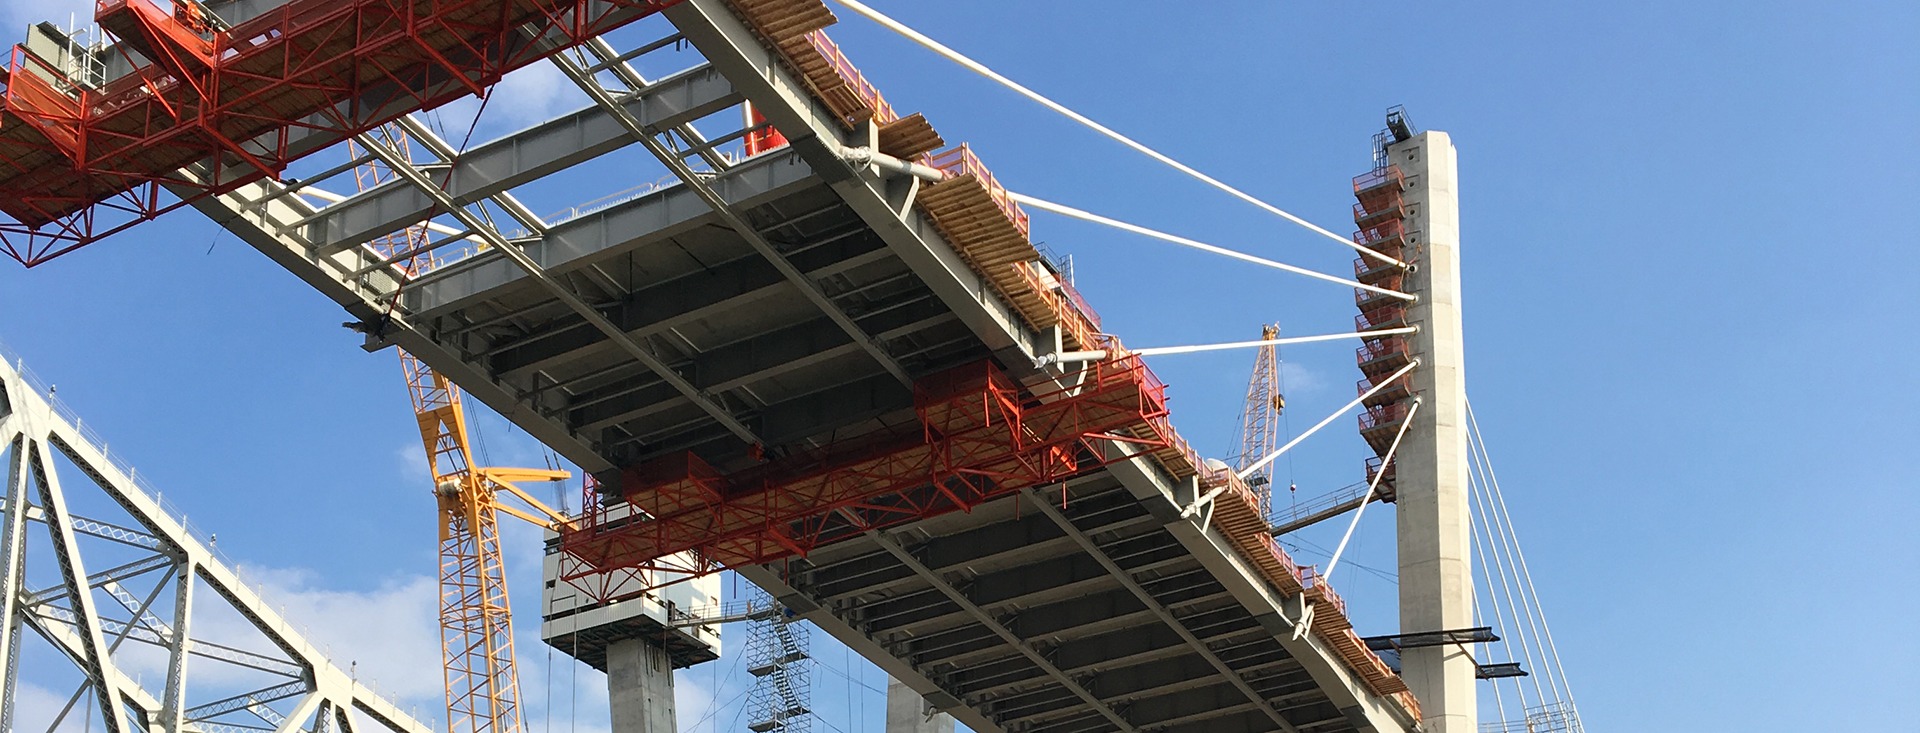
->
607, 638, 678, 733
885, 677, 954, 733
1391, 130, 1476, 733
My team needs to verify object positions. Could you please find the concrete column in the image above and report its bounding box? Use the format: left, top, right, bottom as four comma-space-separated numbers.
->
884, 677, 953, 733
606, 638, 677, 733
1392, 131, 1476, 733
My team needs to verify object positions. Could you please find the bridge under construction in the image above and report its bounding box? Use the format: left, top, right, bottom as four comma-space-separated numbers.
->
0, 2, 1583, 733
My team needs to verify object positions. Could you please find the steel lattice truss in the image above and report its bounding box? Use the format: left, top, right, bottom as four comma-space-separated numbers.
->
0, 357, 433, 733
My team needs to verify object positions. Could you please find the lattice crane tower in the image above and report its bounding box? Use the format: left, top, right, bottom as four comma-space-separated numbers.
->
1231, 323, 1284, 514
350, 125, 574, 733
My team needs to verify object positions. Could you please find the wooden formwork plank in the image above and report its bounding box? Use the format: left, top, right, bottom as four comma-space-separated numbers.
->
877, 113, 943, 159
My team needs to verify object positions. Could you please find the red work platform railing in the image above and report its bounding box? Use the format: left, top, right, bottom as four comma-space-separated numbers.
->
1355, 305, 1406, 332
1358, 373, 1411, 406
1354, 273, 1406, 312
1356, 336, 1411, 376
1352, 218, 1406, 252
1352, 164, 1405, 196
1364, 455, 1396, 490
0, 0, 685, 266
558, 356, 1174, 587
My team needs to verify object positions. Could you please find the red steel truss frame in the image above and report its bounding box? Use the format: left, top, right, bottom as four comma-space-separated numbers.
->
0, 0, 683, 266
558, 355, 1174, 591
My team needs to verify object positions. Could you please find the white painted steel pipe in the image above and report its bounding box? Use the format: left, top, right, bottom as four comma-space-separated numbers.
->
840, 147, 945, 181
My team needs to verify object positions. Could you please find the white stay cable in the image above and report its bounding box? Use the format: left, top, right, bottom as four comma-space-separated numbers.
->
1470, 530, 1517, 722
1132, 328, 1416, 357
1473, 592, 1513, 725
1468, 399, 1583, 718
1009, 193, 1414, 301
1041, 328, 1418, 367
1469, 449, 1550, 706
1321, 398, 1419, 584
1183, 359, 1419, 519
829, 0, 1405, 268
1469, 408, 1563, 710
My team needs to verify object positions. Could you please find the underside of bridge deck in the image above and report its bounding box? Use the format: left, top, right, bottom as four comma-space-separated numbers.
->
774, 477, 1362, 733
125, 0, 1426, 730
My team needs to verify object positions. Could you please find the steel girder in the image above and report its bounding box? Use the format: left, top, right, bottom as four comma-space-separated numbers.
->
0, 356, 433, 733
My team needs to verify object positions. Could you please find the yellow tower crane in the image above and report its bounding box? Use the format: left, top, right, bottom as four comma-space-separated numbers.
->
351, 127, 572, 733
1231, 323, 1286, 515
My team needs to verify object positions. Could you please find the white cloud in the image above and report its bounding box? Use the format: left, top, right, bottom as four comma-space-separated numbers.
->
429, 63, 577, 142
239, 564, 445, 704
10, 680, 79, 733
1279, 360, 1323, 394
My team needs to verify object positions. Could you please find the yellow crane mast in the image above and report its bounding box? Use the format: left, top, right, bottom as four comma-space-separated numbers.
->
351, 128, 571, 733
1231, 323, 1286, 514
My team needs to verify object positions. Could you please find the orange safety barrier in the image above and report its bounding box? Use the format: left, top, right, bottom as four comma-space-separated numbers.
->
925, 143, 1029, 238
802, 29, 898, 128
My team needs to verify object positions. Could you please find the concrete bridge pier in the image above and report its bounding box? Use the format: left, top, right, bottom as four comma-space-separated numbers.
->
886, 677, 955, 733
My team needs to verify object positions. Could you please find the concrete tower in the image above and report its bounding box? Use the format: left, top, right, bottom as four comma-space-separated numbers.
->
1391, 130, 1476, 733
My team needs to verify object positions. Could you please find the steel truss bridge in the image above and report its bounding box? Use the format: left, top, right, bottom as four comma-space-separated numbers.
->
0, 0, 1524, 731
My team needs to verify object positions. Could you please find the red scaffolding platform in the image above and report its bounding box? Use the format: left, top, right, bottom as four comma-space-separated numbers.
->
558, 355, 1174, 582
0, 0, 683, 266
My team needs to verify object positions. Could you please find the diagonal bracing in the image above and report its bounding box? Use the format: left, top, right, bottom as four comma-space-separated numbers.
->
0, 351, 434, 733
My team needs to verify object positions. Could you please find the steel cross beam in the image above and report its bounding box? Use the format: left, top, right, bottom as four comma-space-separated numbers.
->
866, 529, 1138, 733
1021, 487, 1305, 732
548, 47, 915, 388
351, 127, 765, 447
572, 37, 731, 172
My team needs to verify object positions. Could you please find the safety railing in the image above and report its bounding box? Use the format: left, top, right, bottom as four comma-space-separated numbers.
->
1298, 565, 1350, 618
1352, 219, 1406, 248
1363, 455, 1395, 486
1353, 276, 1405, 309
1358, 402, 1410, 432
1356, 373, 1410, 402
1354, 305, 1405, 331
1014, 261, 1098, 350
1352, 198, 1403, 224
1352, 164, 1405, 195
926, 143, 1030, 238
1054, 270, 1102, 331
1355, 336, 1409, 367
803, 30, 898, 127
2, 46, 84, 141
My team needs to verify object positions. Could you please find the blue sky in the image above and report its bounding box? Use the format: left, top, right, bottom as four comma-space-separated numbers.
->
3, 0, 1916, 731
